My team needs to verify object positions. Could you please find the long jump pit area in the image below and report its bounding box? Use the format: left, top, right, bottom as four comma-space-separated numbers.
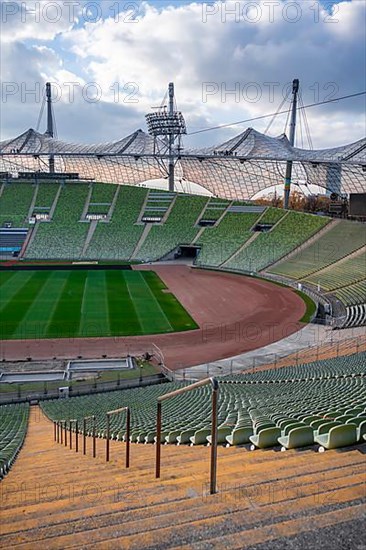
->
0, 265, 307, 369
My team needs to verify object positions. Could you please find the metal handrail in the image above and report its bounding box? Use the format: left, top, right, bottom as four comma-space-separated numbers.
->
155, 377, 219, 495
105, 407, 130, 467
59, 419, 68, 447
69, 419, 79, 452
83, 415, 96, 457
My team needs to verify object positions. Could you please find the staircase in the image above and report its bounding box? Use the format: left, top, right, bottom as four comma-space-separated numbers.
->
131, 223, 153, 259
1, 406, 365, 548
82, 219, 98, 256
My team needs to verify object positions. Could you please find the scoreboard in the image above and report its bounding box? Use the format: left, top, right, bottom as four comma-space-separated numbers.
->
349, 194, 366, 217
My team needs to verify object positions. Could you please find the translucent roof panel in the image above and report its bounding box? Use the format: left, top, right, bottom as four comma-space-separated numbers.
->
0, 128, 365, 200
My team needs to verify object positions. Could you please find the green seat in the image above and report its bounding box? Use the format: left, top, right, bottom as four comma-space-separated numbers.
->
254, 422, 275, 434
144, 432, 156, 443
136, 432, 148, 443
278, 419, 297, 429
310, 419, 329, 430
226, 426, 253, 446
207, 427, 232, 445
190, 428, 211, 446
314, 421, 342, 437
345, 408, 364, 416
278, 426, 314, 450
177, 429, 196, 445
249, 427, 281, 450
315, 424, 358, 451
334, 415, 356, 423
281, 422, 306, 436
301, 415, 322, 425
345, 416, 366, 427
165, 430, 183, 444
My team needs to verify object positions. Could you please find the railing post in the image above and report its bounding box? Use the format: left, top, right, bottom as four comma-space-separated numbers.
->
60, 421, 63, 445
92, 416, 96, 458
106, 414, 110, 462
75, 420, 79, 453
154, 377, 219, 492
70, 421, 73, 450
53, 421, 56, 442
210, 379, 219, 495
64, 421, 67, 447
126, 408, 130, 469
57, 421, 60, 443
83, 418, 87, 455
155, 401, 162, 479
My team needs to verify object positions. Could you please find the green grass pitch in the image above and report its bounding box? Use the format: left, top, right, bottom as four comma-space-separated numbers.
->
0, 269, 198, 340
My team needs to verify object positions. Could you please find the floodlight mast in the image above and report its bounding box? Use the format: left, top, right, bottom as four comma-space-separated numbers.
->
145, 82, 187, 192
283, 78, 299, 209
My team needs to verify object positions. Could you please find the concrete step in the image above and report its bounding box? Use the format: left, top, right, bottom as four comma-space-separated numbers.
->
1, 406, 365, 548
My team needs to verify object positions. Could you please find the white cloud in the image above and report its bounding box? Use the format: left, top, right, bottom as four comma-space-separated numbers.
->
1, 0, 365, 149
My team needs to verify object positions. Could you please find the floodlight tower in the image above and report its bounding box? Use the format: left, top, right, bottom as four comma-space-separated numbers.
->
145, 83, 187, 192
283, 78, 299, 209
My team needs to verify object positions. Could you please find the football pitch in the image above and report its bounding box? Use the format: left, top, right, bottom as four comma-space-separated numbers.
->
0, 269, 198, 340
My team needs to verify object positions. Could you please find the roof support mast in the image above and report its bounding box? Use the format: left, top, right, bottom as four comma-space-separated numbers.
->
45, 83, 54, 138
283, 78, 299, 209
45, 82, 55, 173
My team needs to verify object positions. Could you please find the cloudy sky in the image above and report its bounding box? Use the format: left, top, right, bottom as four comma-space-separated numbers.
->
1, 0, 365, 149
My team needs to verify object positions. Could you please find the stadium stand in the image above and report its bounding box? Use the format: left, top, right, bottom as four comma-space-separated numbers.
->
140, 189, 176, 220
198, 197, 232, 222
85, 186, 147, 260
332, 280, 366, 307
1, 404, 365, 548
31, 183, 60, 219
136, 194, 208, 261
224, 207, 287, 270
41, 352, 366, 452
270, 220, 366, 279
86, 182, 117, 215
0, 403, 29, 478
226, 211, 329, 272
196, 210, 262, 267
1, 182, 364, 324
0, 183, 35, 227
25, 184, 89, 259
304, 248, 366, 291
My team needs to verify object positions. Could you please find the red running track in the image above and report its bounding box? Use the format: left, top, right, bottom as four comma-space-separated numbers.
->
0, 266, 306, 369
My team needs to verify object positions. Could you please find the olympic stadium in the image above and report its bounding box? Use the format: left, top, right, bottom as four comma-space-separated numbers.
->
0, 81, 366, 548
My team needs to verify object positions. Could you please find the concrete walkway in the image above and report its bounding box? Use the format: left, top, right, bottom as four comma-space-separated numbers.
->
176, 323, 366, 380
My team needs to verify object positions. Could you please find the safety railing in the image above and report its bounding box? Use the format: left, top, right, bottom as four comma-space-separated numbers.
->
155, 377, 219, 495
105, 407, 130, 468
83, 415, 96, 458
69, 419, 78, 452
54, 416, 97, 456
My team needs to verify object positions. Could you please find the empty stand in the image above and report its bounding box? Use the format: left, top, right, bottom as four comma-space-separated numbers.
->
85, 186, 147, 260
270, 219, 366, 279
1, 404, 365, 548
25, 184, 90, 259
0, 182, 35, 227
136, 194, 207, 261
231, 211, 329, 272
41, 352, 366, 453
0, 403, 29, 478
